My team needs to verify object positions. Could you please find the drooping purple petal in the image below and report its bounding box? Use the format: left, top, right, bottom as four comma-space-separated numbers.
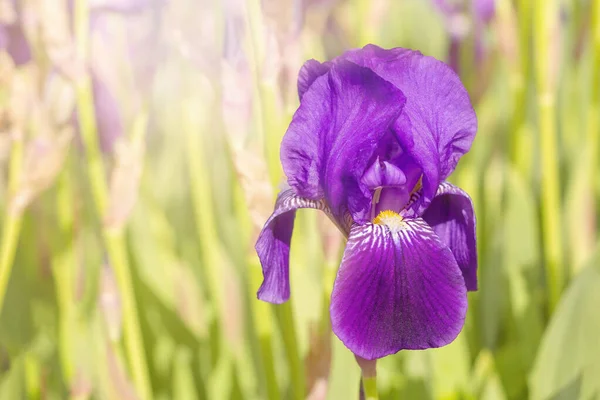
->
343, 45, 477, 209
330, 219, 467, 359
256, 188, 348, 304
281, 59, 406, 222
422, 181, 478, 291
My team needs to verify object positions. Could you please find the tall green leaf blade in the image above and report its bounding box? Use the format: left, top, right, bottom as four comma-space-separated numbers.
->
530, 254, 600, 400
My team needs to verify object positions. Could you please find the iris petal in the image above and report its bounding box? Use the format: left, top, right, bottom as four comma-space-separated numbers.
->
361, 158, 407, 189
330, 219, 467, 359
343, 44, 477, 208
281, 59, 406, 223
297, 59, 330, 100
290, 46, 476, 212
256, 188, 348, 304
422, 182, 478, 291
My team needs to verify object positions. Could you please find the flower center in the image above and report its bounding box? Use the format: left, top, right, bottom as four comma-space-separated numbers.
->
361, 148, 423, 219
373, 210, 406, 232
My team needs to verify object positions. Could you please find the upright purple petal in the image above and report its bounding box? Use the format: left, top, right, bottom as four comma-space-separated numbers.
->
330, 219, 467, 359
361, 158, 407, 189
343, 45, 477, 207
256, 188, 347, 304
422, 182, 478, 291
297, 59, 330, 100
281, 59, 406, 222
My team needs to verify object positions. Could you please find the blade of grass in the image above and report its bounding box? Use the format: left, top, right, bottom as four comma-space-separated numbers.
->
0, 126, 24, 316
533, 0, 564, 314
52, 156, 77, 385
73, 1, 152, 397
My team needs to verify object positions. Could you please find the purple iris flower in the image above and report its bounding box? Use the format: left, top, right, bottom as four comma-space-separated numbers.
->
0, 0, 32, 65
433, 0, 496, 73
255, 45, 478, 360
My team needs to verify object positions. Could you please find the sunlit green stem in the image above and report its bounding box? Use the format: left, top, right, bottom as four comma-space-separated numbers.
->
356, 357, 378, 400
244, 0, 284, 187
275, 302, 305, 400
244, 2, 304, 398
511, 0, 532, 172
533, 0, 563, 313
353, 0, 373, 46
53, 158, 77, 384
0, 130, 24, 315
24, 352, 41, 399
0, 215, 22, 316
74, 1, 152, 397
182, 99, 225, 323
249, 258, 279, 400
183, 99, 251, 398
589, 0, 600, 212
362, 376, 378, 400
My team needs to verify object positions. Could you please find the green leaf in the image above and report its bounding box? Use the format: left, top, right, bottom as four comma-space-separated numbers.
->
172, 347, 200, 400
428, 332, 471, 399
503, 167, 544, 372
0, 355, 25, 399
326, 337, 360, 400
529, 254, 600, 400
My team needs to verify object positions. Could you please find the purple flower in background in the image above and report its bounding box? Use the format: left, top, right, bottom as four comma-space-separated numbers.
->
0, 0, 31, 65
255, 45, 478, 359
433, 0, 496, 73
73, 0, 165, 152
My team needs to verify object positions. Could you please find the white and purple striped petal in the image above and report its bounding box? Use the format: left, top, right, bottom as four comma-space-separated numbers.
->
330, 219, 467, 359
422, 182, 478, 291
256, 188, 350, 304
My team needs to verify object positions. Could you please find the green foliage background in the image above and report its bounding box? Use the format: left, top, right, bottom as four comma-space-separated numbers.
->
0, 0, 599, 399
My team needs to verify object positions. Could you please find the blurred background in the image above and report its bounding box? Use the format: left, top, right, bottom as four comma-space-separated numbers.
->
0, 0, 599, 399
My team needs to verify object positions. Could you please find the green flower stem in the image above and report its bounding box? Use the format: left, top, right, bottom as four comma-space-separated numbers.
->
24, 352, 42, 399
244, 2, 304, 398
0, 129, 24, 316
275, 302, 305, 400
511, 0, 532, 171
0, 214, 22, 316
533, 0, 563, 313
244, 0, 284, 187
590, 0, 600, 198
52, 158, 77, 384
104, 230, 151, 398
249, 257, 280, 400
362, 376, 378, 400
353, 0, 373, 46
74, 1, 152, 398
182, 99, 226, 325
183, 99, 254, 398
